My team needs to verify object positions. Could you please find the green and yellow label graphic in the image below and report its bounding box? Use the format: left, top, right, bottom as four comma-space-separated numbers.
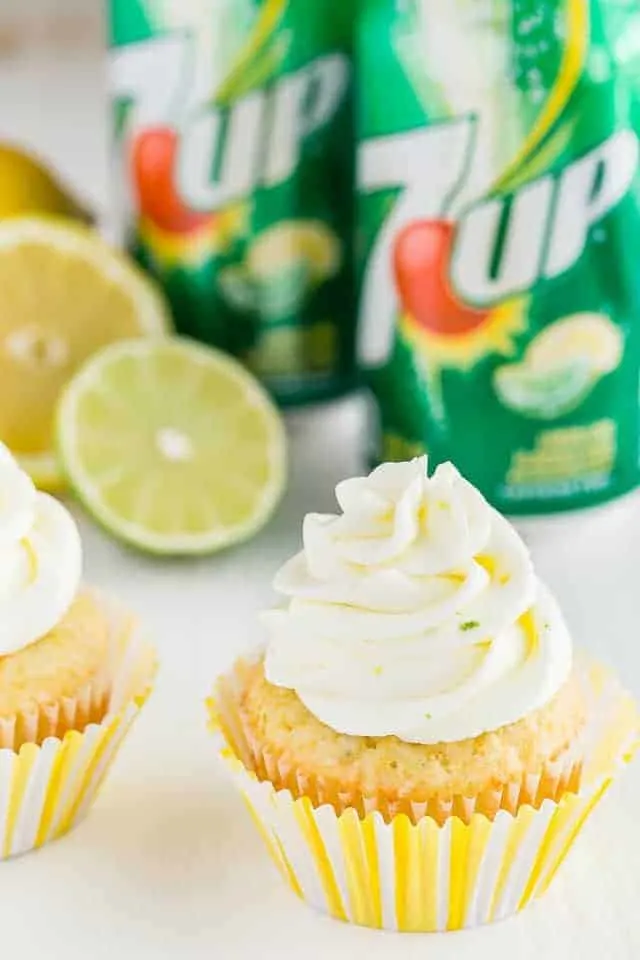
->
358, 0, 640, 513
108, 0, 356, 405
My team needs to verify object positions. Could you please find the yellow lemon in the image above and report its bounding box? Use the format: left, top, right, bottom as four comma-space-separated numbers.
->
0, 143, 90, 221
0, 217, 171, 489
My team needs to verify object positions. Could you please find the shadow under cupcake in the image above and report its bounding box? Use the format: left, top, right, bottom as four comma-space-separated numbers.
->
209, 457, 639, 932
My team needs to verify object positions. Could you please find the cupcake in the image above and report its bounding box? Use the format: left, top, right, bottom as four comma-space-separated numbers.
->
0, 443, 155, 857
209, 457, 639, 931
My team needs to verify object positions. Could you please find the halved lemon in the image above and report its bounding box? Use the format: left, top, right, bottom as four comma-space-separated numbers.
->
56, 338, 287, 555
0, 217, 171, 488
526, 313, 623, 376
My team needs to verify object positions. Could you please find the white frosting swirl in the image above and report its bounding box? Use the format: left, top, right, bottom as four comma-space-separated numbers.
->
0, 444, 81, 655
264, 457, 572, 744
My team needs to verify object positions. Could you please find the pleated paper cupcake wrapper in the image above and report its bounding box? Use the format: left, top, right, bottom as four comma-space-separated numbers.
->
208, 658, 639, 932
0, 599, 156, 859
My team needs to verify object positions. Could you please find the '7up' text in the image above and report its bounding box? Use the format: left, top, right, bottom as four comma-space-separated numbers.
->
111, 35, 349, 211
358, 120, 639, 366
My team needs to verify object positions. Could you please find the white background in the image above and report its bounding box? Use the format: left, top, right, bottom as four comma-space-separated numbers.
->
0, 33, 639, 960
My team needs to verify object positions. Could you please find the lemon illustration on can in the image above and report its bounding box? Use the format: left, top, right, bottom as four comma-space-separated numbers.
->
247, 220, 341, 284
493, 313, 623, 420
526, 313, 623, 375
218, 220, 342, 322
246, 219, 341, 320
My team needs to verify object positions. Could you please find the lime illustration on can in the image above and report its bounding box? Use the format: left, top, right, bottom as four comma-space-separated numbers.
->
108, 0, 356, 405
357, 0, 640, 512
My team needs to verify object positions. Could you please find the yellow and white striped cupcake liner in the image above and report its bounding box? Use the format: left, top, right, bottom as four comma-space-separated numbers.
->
208, 658, 638, 932
0, 602, 156, 859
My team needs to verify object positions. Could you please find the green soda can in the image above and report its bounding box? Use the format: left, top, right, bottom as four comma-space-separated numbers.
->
357, 0, 640, 513
108, 0, 356, 405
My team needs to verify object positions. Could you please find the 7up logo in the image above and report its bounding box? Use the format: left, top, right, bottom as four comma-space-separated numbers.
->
358, 121, 639, 366
110, 35, 349, 233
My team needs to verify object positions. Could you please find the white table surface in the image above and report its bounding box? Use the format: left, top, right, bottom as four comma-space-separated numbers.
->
1, 46, 639, 960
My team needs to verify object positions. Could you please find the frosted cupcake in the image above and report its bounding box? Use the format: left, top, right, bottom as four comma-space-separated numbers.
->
0, 443, 155, 857
210, 457, 638, 931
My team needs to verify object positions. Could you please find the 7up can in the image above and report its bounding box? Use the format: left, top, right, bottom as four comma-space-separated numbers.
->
358, 0, 640, 513
108, 0, 356, 405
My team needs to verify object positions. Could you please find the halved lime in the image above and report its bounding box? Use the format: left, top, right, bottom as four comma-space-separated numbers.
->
56, 338, 287, 555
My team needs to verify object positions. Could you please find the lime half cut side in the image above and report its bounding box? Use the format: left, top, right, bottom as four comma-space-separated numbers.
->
56, 338, 287, 555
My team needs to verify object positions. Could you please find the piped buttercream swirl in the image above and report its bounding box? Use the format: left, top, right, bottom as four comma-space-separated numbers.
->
264, 457, 572, 744
0, 444, 81, 656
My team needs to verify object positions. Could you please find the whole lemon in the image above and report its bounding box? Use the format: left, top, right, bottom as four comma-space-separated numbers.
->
0, 143, 91, 221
